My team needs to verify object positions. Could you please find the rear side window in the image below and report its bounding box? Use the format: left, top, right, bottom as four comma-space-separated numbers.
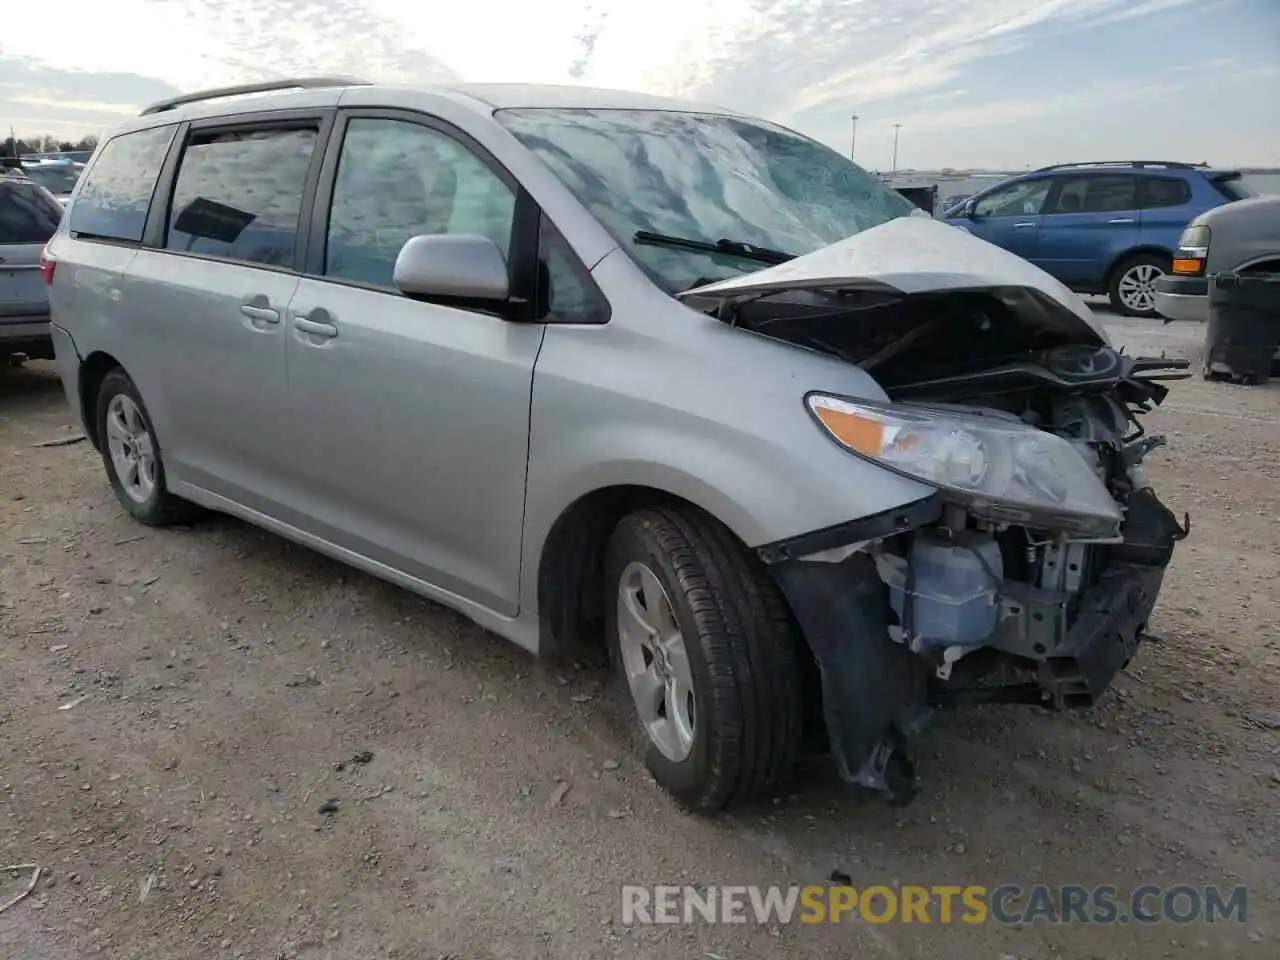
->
68, 125, 175, 243
166, 126, 318, 267
0, 181, 63, 244
1138, 176, 1192, 209
1048, 175, 1137, 214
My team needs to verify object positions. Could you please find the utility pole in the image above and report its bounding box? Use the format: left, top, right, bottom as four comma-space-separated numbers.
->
891, 124, 902, 172
850, 114, 858, 161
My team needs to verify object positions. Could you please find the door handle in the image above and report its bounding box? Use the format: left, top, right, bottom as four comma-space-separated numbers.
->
294, 316, 338, 340
239, 304, 280, 323
1013, 221, 1036, 228
1108, 217, 1135, 224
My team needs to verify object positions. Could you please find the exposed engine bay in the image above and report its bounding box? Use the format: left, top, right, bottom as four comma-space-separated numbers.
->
711, 285, 1192, 805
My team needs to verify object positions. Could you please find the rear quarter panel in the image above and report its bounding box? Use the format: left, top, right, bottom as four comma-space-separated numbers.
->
45, 233, 140, 372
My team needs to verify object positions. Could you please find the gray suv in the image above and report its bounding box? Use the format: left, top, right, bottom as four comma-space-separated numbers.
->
1, 167, 63, 359
45, 78, 1190, 810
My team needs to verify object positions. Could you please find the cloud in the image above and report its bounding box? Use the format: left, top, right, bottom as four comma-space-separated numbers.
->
892, 59, 1280, 140
0, 0, 1271, 166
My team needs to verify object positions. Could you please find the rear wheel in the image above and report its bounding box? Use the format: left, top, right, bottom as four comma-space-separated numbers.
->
96, 368, 201, 526
1109, 254, 1168, 318
605, 506, 804, 811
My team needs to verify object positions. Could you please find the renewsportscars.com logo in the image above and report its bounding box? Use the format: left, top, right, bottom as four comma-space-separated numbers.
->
620, 884, 1248, 926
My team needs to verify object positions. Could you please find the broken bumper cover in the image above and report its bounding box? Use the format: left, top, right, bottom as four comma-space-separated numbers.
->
762, 496, 944, 804
1038, 562, 1162, 708
760, 489, 1187, 804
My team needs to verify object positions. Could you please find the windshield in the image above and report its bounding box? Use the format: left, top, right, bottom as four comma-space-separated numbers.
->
497, 108, 915, 292
24, 164, 81, 195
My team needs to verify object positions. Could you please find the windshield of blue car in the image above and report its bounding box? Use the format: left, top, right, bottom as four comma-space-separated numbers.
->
23, 164, 80, 195
497, 107, 915, 293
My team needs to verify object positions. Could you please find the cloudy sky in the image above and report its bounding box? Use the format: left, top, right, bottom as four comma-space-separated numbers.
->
1, 0, 1277, 170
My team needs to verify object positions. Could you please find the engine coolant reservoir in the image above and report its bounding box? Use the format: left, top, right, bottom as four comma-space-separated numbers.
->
874, 531, 1004, 650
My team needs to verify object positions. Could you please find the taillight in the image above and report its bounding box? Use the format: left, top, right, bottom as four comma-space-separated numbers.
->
39, 252, 56, 285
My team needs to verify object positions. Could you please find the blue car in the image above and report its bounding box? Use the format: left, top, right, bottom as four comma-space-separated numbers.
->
944, 161, 1252, 317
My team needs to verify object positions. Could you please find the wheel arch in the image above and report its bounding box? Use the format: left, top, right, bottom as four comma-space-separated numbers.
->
78, 350, 125, 451
535, 482, 747, 656
1238, 256, 1280, 274
1106, 245, 1173, 284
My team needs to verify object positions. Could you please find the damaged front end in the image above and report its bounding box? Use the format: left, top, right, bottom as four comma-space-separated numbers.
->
689, 268, 1191, 805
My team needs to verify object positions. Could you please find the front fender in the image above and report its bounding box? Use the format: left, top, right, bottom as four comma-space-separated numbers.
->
519, 326, 937, 611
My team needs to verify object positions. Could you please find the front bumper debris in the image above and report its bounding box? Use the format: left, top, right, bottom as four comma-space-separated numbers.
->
762, 488, 1188, 806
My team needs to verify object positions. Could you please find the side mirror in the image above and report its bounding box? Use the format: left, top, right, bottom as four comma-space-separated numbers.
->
393, 234, 510, 302
962, 199, 979, 219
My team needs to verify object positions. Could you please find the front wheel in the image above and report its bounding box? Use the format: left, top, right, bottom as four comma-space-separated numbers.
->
1109, 254, 1168, 318
604, 506, 804, 811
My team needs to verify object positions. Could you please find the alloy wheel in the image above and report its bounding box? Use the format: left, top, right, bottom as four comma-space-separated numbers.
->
104, 393, 157, 504
1118, 262, 1164, 314
616, 560, 697, 762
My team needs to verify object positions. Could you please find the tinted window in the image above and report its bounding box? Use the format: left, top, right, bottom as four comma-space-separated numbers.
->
23, 164, 81, 196
325, 118, 516, 288
0, 181, 63, 244
972, 179, 1052, 217
167, 127, 317, 267
1138, 176, 1191, 209
1048, 175, 1136, 214
498, 108, 913, 294
538, 214, 609, 324
68, 125, 175, 242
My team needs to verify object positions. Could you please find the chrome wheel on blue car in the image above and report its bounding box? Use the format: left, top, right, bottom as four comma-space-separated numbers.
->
1110, 254, 1169, 318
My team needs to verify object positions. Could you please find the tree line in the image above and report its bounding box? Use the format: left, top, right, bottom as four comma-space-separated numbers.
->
3, 133, 100, 157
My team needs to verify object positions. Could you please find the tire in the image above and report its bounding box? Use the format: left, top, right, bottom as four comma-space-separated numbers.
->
604, 506, 804, 811
1108, 253, 1168, 318
95, 368, 201, 526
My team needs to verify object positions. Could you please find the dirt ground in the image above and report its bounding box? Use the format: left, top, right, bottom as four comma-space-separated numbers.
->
2, 316, 1278, 959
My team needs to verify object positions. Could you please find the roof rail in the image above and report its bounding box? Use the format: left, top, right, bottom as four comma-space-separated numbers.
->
1030, 160, 1209, 174
139, 76, 370, 116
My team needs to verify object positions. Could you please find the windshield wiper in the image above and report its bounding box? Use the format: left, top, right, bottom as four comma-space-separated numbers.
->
633, 230, 796, 266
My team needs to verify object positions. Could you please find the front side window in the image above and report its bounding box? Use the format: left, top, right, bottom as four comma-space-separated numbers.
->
973, 179, 1052, 218
68, 124, 175, 243
166, 126, 318, 267
497, 108, 914, 293
325, 118, 516, 289
1047, 175, 1137, 214
0, 181, 63, 244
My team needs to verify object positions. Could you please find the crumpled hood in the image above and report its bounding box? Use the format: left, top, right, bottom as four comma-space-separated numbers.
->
677, 215, 1110, 343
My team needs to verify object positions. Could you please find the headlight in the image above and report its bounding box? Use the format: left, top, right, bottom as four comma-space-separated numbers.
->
1172, 225, 1209, 275
807, 394, 1123, 537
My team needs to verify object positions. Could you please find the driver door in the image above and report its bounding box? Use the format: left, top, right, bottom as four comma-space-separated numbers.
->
964, 177, 1053, 261
282, 112, 545, 617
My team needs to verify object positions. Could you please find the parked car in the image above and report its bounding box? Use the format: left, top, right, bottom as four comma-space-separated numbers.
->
892, 184, 938, 215
944, 161, 1253, 317
1153, 194, 1280, 322
0, 167, 63, 360
45, 77, 1189, 810
21, 158, 84, 206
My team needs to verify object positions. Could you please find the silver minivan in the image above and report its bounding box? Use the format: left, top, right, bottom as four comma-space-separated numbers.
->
45, 78, 1190, 810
